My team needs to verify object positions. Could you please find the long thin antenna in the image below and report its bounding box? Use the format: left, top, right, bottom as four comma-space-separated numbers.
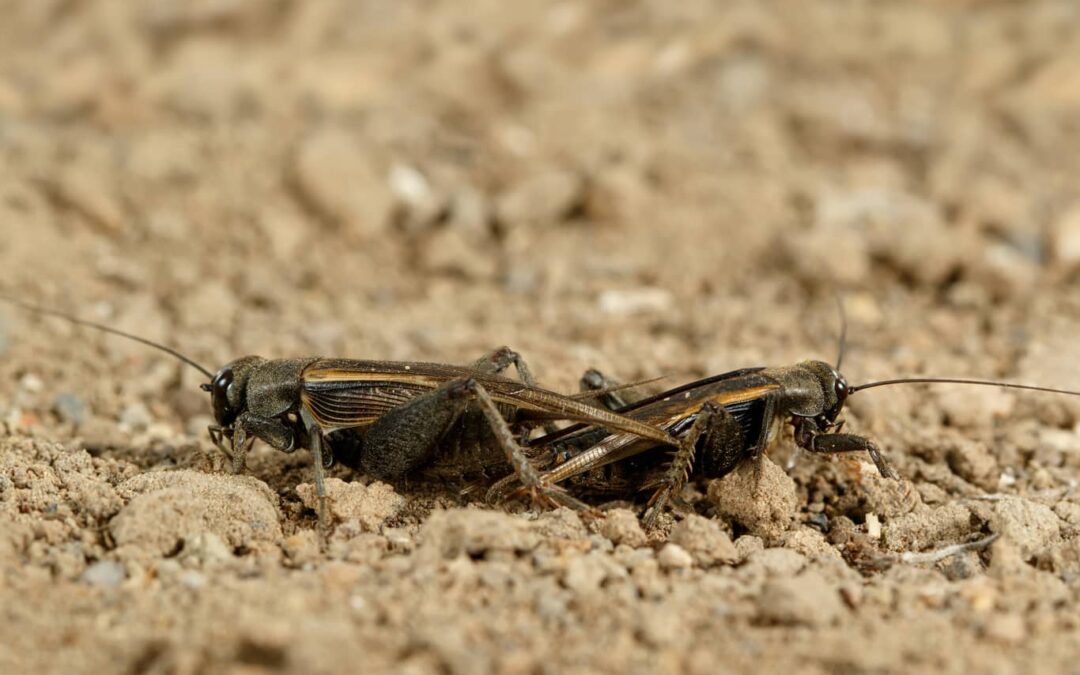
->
0, 293, 214, 379
851, 377, 1080, 398
834, 294, 848, 371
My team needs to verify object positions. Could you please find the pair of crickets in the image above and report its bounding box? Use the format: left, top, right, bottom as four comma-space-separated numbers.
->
5, 296, 1078, 528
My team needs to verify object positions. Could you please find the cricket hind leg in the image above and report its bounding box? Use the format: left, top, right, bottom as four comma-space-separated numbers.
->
359, 376, 591, 513
357, 385, 470, 480
643, 402, 741, 528
473, 346, 559, 435
806, 432, 898, 480
445, 378, 596, 514
472, 346, 539, 385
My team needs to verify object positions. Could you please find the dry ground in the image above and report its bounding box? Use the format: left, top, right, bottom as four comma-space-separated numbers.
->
2, 1, 1080, 673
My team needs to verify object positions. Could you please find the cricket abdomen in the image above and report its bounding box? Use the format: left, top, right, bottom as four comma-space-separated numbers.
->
330, 408, 527, 486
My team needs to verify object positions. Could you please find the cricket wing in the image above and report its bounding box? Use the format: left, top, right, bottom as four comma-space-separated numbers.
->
480, 382, 676, 445
540, 376, 779, 485
301, 360, 465, 430
300, 359, 676, 444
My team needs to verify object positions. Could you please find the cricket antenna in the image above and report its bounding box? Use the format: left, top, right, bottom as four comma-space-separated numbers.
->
0, 293, 215, 380
850, 377, 1080, 398
834, 294, 848, 371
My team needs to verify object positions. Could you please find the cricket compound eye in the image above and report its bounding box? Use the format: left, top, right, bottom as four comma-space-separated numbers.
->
209, 367, 238, 427
835, 376, 848, 402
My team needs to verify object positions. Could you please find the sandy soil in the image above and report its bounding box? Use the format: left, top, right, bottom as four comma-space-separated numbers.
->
3, 1, 1080, 673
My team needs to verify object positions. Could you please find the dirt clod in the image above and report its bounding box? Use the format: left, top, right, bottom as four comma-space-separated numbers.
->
296, 479, 405, 532
883, 503, 977, 553
598, 508, 649, 548
669, 514, 738, 566
756, 571, 844, 627
111, 471, 282, 558
707, 459, 797, 541
418, 508, 540, 560
989, 497, 1061, 560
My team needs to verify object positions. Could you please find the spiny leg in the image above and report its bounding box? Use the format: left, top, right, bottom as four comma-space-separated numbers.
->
473, 346, 558, 435
355, 377, 588, 512
808, 432, 898, 479
446, 378, 594, 513
642, 402, 725, 529
358, 385, 469, 479
472, 346, 538, 384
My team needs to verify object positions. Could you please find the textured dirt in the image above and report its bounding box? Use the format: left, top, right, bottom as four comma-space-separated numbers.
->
3, 2, 1080, 674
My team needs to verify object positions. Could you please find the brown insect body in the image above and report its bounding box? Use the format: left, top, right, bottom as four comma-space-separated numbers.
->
198, 351, 682, 522
208, 355, 671, 478
521, 352, 1080, 526
0, 295, 678, 526
518, 360, 893, 525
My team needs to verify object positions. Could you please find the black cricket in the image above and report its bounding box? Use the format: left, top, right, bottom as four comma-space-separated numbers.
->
0, 296, 677, 525
503, 358, 1080, 528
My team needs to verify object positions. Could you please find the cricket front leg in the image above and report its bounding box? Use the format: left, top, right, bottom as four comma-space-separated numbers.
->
805, 431, 898, 480
209, 415, 298, 474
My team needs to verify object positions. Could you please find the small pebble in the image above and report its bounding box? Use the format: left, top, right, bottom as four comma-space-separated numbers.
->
53, 393, 87, 425
563, 553, 609, 594
1051, 202, 1080, 268
119, 403, 152, 432
734, 535, 765, 560
178, 570, 208, 589
597, 288, 673, 316
865, 513, 882, 540
19, 374, 43, 393
657, 543, 694, 570
81, 560, 126, 587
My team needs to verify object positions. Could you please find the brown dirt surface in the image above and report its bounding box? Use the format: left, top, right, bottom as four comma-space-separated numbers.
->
3, 2, 1080, 674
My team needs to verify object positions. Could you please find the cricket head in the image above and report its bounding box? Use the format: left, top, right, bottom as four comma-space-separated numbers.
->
797, 359, 850, 431
201, 355, 265, 429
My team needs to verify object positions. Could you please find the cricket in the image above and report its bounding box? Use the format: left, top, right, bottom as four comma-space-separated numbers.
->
494, 331, 1080, 528
0, 294, 678, 526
